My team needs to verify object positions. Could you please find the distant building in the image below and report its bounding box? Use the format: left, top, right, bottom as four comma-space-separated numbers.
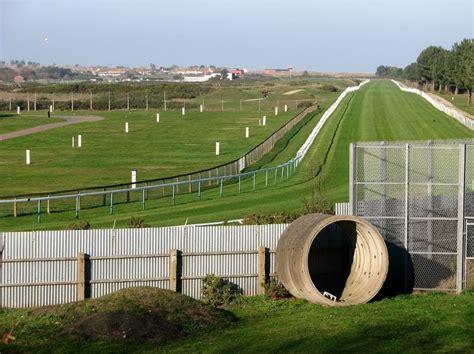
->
264, 68, 293, 75
14, 75, 25, 84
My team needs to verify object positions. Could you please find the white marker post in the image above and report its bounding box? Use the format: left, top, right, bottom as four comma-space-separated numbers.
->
49, 105, 53, 113
156, 113, 160, 122
72, 136, 75, 147
182, 107, 185, 116
245, 127, 250, 138
17, 106, 20, 115
200, 104, 203, 112
284, 104, 288, 112
26, 149, 31, 165
215, 142, 220, 156
78, 134, 82, 147
131, 170, 137, 189
125, 122, 129, 133
274, 107, 278, 116
262, 116, 267, 126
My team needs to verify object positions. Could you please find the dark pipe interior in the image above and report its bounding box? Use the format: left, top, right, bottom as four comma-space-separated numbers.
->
308, 222, 356, 299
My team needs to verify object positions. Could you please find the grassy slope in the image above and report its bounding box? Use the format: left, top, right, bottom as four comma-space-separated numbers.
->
2, 80, 474, 231
1, 292, 473, 352
434, 91, 474, 116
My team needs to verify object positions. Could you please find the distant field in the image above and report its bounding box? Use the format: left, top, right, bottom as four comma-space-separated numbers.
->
0, 114, 63, 134
2, 80, 473, 231
0, 109, 299, 196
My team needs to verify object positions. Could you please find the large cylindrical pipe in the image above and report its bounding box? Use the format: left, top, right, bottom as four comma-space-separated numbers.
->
276, 213, 388, 306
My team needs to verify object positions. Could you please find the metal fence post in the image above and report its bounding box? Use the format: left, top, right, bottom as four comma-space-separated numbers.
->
220, 179, 224, 197
172, 184, 176, 205
457, 144, 466, 292
404, 143, 410, 293
110, 193, 114, 214
37, 200, 41, 223
349, 143, 357, 215
253, 172, 256, 191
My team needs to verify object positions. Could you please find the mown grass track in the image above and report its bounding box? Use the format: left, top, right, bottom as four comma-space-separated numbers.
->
1, 80, 473, 230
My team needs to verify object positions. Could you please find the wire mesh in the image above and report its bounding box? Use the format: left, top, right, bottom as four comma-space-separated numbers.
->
353, 140, 474, 292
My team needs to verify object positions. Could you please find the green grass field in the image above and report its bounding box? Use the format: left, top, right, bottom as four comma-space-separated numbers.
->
1, 80, 473, 231
0, 114, 63, 134
1, 290, 473, 353
0, 109, 299, 195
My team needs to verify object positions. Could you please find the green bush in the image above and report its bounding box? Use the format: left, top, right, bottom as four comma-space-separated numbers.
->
264, 278, 291, 300
201, 275, 240, 306
65, 220, 91, 230
127, 216, 149, 228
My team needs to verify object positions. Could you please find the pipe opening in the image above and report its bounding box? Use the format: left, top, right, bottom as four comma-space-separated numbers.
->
308, 222, 355, 301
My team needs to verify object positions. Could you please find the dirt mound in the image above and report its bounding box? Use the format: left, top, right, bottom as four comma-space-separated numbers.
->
60, 312, 183, 342
32, 287, 235, 342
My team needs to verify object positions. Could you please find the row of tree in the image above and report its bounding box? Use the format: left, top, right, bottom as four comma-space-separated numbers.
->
376, 38, 473, 104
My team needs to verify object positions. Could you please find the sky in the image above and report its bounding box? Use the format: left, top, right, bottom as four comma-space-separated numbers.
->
0, 0, 473, 73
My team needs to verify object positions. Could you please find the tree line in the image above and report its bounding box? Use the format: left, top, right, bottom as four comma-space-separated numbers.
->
375, 38, 473, 104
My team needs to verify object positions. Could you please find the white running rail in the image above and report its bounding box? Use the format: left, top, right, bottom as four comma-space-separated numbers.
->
391, 80, 474, 131
295, 80, 370, 163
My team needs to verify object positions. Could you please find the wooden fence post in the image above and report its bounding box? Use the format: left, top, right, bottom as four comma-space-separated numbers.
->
169, 249, 182, 292
257, 246, 269, 295
77, 252, 90, 301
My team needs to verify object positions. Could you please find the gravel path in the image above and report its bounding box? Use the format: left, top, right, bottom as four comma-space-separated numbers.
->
0, 115, 104, 141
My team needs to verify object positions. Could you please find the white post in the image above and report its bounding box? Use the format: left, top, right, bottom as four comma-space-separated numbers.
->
245, 127, 250, 138
72, 136, 75, 147
49, 105, 53, 113
274, 107, 278, 115
200, 104, 203, 112
258, 119, 261, 126
262, 116, 267, 126
182, 107, 185, 116
131, 169, 137, 189
17, 106, 20, 115
125, 122, 129, 133
156, 113, 160, 122
78, 134, 82, 147
284, 104, 288, 112
26, 149, 31, 165
215, 142, 220, 156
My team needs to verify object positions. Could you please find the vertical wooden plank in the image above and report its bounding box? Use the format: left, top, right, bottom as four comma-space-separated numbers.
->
77, 252, 86, 301
169, 249, 182, 292
257, 246, 269, 295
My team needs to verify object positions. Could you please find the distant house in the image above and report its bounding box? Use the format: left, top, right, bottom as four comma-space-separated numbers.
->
264, 68, 293, 75
14, 75, 25, 84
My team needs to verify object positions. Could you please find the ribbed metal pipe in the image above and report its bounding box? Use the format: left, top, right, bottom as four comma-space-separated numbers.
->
276, 214, 388, 306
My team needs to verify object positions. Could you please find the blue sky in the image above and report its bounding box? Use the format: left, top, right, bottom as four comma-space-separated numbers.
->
1, 0, 472, 72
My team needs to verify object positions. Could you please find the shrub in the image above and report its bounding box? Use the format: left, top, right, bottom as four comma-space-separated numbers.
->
201, 274, 240, 306
320, 84, 338, 92
127, 216, 149, 228
65, 221, 91, 230
264, 278, 291, 300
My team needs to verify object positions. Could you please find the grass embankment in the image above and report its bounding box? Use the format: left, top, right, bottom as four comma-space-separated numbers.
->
1, 80, 474, 231
1, 288, 473, 352
434, 91, 474, 116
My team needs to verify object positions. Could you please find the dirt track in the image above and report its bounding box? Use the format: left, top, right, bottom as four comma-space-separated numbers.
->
0, 115, 104, 141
